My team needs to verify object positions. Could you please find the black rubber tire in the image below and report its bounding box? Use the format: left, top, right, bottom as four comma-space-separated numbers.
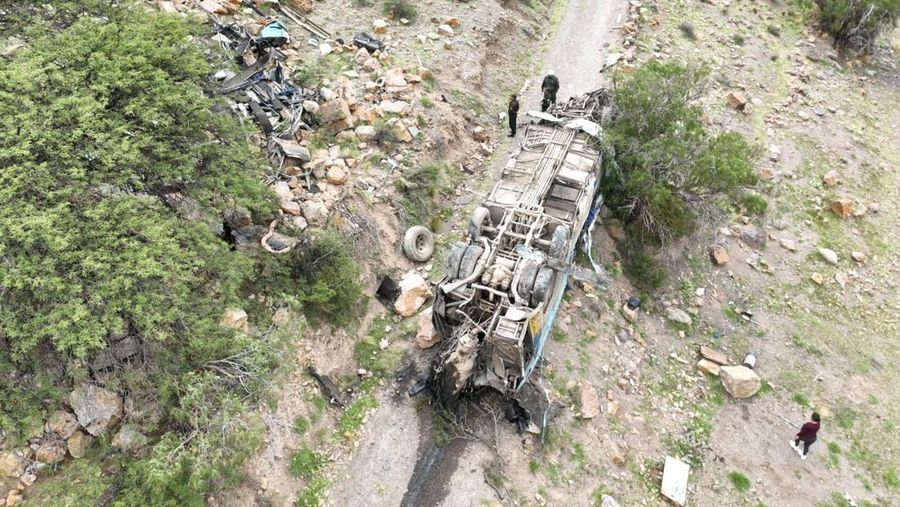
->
402, 225, 435, 262
457, 244, 484, 279
549, 224, 570, 260
446, 242, 467, 280
516, 260, 541, 305
467, 206, 490, 241
530, 266, 554, 307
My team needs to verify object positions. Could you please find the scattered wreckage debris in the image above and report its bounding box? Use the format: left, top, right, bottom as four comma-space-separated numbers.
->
429, 89, 613, 432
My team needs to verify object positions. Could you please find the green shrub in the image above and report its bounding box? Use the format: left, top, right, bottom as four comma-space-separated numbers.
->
602, 60, 757, 287
293, 416, 311, 436
296, 477, 329, 507
289, 444, 327, 478
383, 0, 418, 21
263, 230, 366, 327
394, 161, 458, 225
0, 2, 283, 501
738, 192, 768, 216
814, 0, 900, 53
619, 239, 668, 289
727, 471, 752, 492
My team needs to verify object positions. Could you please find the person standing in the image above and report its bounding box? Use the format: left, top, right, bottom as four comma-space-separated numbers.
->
541, 70, 559, 112
507, 94, 519, 137
790, 412, 821, 460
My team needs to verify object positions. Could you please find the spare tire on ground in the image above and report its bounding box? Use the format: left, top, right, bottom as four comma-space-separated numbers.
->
402, 225, 435, 262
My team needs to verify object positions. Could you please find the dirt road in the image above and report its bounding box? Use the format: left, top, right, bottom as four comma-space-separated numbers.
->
327, 1, 627, 505
521, 0, 626, 114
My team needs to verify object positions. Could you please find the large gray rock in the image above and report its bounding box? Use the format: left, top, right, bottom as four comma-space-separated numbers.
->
601, 495, 621, 507
69, 384, 123, 436
415, 307, 440, 349
46, 410, 80, 439
394, 272, 430, 317
740, 224, 767, 249
720, 365, 762, 399
0, 451, 25, 478
112, 424, 148, 453
665, 307, 693, 326
67, 431, 93, 459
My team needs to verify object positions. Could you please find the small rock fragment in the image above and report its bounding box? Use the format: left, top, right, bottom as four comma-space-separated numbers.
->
818, 247, 838, 265
709, 244, 729, 265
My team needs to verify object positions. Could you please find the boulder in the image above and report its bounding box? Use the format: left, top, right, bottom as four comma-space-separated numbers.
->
326, 166, 348, 185
394, 272, 430, 317
317, 98, 355, 131
220, 308, 248, 329
302, 100, 320, 115
472, 126, 489, 142
719, 365, 761, 399
67, 431, 93, 459
379, 100, 410, 115
301, 200, 329, 227
0, 452, 24, 478
601, 495, 621, 507
580, 382, 601, 419
708, 244, 729, 265
830, 199, 853, 218
851, 251, 865, 263
779, 238, 797, 252
822, 170, 837, 186
739, 224, 767, 249
665, 307, 693, 326
34, 441, 66, 465
697, 359, 721, 376
437, 24, 455, 37
699, 345, 728, 365
69, 384, 123, 436
726, 91, 748, 111
373, 19, 388, 34
355, 125, 377, 141
46, 410, 80, 439
281, 198, 302, 216
383, 68, 409, 93
415, 307, 440, 349
112, 424, 148, 453
621, 303, 638, 322
818, 247, 838, 265
606, 440, 627, 467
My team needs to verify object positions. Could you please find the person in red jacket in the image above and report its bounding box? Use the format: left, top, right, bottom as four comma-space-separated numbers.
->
790, 412, 821, 459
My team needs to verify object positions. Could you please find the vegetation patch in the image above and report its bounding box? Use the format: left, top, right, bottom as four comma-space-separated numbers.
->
727, 471, 752, 492
602, 60, 758, 288
290, 444, 328, 479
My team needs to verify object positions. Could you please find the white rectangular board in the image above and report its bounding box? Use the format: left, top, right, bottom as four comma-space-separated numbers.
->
661, 455, 691, 505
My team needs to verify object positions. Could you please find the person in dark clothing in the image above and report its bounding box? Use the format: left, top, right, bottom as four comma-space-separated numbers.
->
791, 412, 821, 460
541, 70, 559, 112
507, 94, 519, 137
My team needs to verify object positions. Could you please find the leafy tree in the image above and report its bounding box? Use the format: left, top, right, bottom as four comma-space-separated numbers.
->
602, 60, 759, 288
603, 60, 758, 245
814, 0, 900, 53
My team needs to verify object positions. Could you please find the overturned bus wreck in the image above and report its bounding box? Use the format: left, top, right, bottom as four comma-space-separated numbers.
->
431, 90, 611, 432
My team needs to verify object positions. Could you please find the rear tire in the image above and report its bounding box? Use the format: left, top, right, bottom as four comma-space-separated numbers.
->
446, 242, 467, 279
530, 266, 554, 307
402, 226, 435, 262
468, 206, 491, 241
549, 224, 570, 260
516, 260, 541, 306
457, 244, 485, 279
